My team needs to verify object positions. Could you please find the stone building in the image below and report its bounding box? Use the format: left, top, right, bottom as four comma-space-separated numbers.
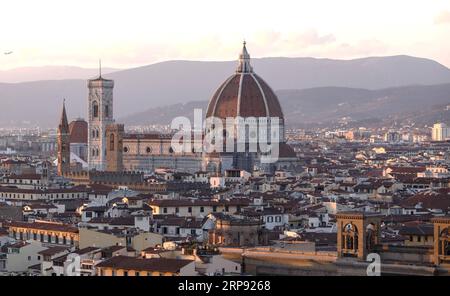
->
218, 213, 450, 276
59, 43, 298, 176
431, 216, 450, 265
87, 72, 114, 171
208, 213, 266, 247
6, 220, 79, 247
57, 102, 70, 176
335, 212, 382, 260
105, 124, 124, 172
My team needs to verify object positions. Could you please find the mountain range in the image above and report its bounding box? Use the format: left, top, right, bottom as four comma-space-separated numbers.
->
1, 55, 450, 127
119, 84, 450, 128
0, 66, 119, 83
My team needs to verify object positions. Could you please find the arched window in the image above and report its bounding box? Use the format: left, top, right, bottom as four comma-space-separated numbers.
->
110, 134, 115, 151
96, 130, 100, 138
92, 129, 96, 138
366, 223, 376, 251
342, 223, 359, 255
93, 101, 99, 118
105, 105, 109, 118
439, 228, 449, 257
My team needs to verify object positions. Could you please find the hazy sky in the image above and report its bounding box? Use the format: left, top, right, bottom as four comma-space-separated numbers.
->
1, 0, 450, 70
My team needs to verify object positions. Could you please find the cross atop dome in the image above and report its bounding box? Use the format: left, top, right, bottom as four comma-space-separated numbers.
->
236, 41, 253, 73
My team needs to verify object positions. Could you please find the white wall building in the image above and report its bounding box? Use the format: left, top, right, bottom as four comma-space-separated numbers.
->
432, 123, 450, 141
3, 241, 46, 273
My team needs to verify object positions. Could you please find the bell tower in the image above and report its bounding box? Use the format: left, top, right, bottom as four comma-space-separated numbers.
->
88, 61, 114, 171
336, 212, 382, 260
431, 216, 450, 265
106, 124, 124, 172
57, 100, 71, 176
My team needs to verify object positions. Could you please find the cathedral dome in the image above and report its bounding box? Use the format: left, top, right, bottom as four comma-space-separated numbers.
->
206, 42, 284, 120
69, 119, 88, 144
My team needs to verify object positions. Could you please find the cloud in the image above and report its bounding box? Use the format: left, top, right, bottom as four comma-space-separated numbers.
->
252, 29, 336, 49
333, 39, 388, 57
248, 29, 337, 58
290, 29, 336, 47
434, 10, 450, 25
250, 32, 387, 60
0, 32, 389, 70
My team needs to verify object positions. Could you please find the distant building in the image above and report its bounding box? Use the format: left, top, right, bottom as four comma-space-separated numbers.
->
207, 213, 266, 247
384, 130, 401, 143
431, 123, 450, 141
57, 102, 70, 176
1, 241, 46, 273
60, 43, 297, 176
203, 42, 297, 173
87, 73, 115, 171
95, 256, 196, 276
0, 159, 34, 175
6, 221, 79, 247
78, 227, 163, 252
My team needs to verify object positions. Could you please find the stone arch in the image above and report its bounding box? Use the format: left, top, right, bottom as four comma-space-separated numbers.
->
432, 217, 450, 265
366, 223, 377, 251
336, 212, 382, 260
342, 223, 359, 256
440, 227, 449, 256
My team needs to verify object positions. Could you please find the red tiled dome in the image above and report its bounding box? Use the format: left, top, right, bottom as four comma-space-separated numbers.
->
69, 119, 88, 144
206, 43, 284, 120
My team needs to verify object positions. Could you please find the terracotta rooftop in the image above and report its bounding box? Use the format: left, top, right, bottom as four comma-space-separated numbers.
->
69, 119, 88, 144
6, 221, 79, 233
95, 256, 193, 273
206, 44, 283, 119
399, 223, 434, 236
4, 174, 42, 180
38, 246, 69, 256
73, 246, 101, 255
400, 189, 450, 210
148, 198, 250, 207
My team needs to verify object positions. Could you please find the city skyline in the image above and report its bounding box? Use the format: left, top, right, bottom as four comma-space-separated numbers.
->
1, 0, 450, 70
1, 0, 450, 280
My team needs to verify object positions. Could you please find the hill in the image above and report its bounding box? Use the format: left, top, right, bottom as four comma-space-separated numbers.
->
1, 55, 450, 127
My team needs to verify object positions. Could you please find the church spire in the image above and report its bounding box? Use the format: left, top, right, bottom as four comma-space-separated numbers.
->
57, 99, 71, 176
59, 99, 69, 133
236, 40, 253, 73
